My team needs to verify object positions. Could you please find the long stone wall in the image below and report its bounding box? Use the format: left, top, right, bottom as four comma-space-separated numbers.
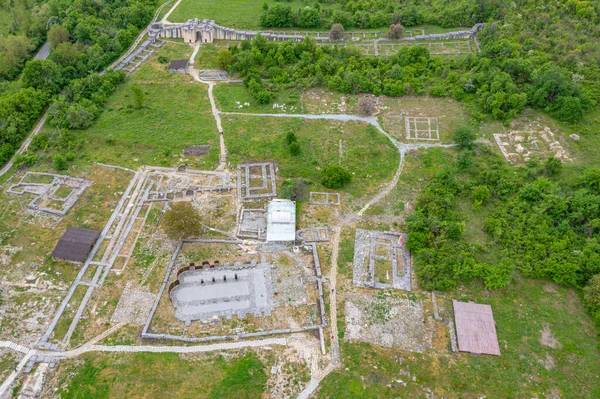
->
149, 20, 485, 46
148, 19, 304, 44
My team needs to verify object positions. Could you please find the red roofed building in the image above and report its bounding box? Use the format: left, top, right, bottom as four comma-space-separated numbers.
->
453, 300, 501, 356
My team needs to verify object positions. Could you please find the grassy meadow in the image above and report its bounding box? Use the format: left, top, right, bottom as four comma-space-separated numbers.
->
38, 42, 220, 169
56, 352, 267, 399
221, 114, 399, 200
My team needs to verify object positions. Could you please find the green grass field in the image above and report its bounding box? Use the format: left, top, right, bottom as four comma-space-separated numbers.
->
38, 43, 219, 169
221, 114, 399, 199
168, 0, 338, 29
214, 84, 305, 114
57, 352, 267, 399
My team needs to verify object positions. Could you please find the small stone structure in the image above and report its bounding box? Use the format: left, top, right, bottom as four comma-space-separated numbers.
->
352, 229, 411, 290
111, 282, 156, 325
237, 208, 267, 240
149, 19, 304, 44
199, 70, 230, 81
345, 294, 432, 353
168, 59, 189, 73
146, 167, 235, 201
296, 227, 330, 243
7, 172, 92, 217
309, 192, 340, 206
236, 162, 277, 201
493, 122, 571, 164
405, 116, 440, 141
168, 260, 274, 325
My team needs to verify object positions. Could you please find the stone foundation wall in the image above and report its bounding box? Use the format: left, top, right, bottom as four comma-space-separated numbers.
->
149, 19, 304, 44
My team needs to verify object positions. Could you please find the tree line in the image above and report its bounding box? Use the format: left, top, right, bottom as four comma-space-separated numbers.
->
219, 15, 597, 123
260, 0, 490, 30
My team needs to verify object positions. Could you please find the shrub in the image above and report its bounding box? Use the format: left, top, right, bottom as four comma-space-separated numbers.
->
357, 98, 376, 116
453, 126, 476, 149
387, 24, 404, 39
329, 23, 345, 40
157, 55, 169, 64
13, 152, 37, 169
52, 154, 68, 171
281, 178, 309, 201
285, 131, 297, 145
584, 274, 600, 325
289, 142, 301, 156
321, 164, 352, 189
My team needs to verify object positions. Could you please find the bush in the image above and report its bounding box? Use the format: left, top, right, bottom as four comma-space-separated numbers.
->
289, 142, 301, 156
13, 152, 37, 169
329, 23, 345, 40
52, 154, 68, 171
387, 24, 404, 40
321, 164, 352, 189
158, 55, 169, 64
162, 202, 203, 240
584, 274, 600, 324
285, 131, 297, 145
281, 178, 309, 201
357, 98, 376, 116
453, 126, 476, 149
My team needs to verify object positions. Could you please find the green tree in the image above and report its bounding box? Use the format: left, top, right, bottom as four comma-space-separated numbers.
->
321, 164, 352, 189
453, 126, 476, 149
52, 154, 68, 171
22, 60, 63, 94
217, 49, 234, 70
162, 202, 203, 240
584, 274, 600, 324
48, 25, 70, 49
329, 23, 345, 40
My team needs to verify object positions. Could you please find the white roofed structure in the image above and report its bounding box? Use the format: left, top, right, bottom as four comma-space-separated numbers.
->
266, 199, 296, 242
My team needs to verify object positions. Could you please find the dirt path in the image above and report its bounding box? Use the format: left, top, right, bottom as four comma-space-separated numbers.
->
188, 65, 227, 170
160, 0, 182, 24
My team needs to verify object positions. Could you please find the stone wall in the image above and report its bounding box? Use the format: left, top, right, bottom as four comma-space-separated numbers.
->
149, 19, 304, 44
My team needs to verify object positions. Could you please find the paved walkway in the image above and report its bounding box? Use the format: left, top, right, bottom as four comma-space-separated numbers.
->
33, 42, 50, 61
0, 350, 36, 397
39, 337, 287, 359
0, 341, 31, 354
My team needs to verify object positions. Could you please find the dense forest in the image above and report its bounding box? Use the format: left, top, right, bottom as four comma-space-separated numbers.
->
0, 0, 156, 166
406, 138, 600, 329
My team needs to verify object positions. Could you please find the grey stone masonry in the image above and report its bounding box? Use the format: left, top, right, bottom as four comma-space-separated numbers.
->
7, 172, 92, 217
309, 192, 340, 205
150, 19, 304, 45
236, 162, 277, 201
352, 229, 411, 291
